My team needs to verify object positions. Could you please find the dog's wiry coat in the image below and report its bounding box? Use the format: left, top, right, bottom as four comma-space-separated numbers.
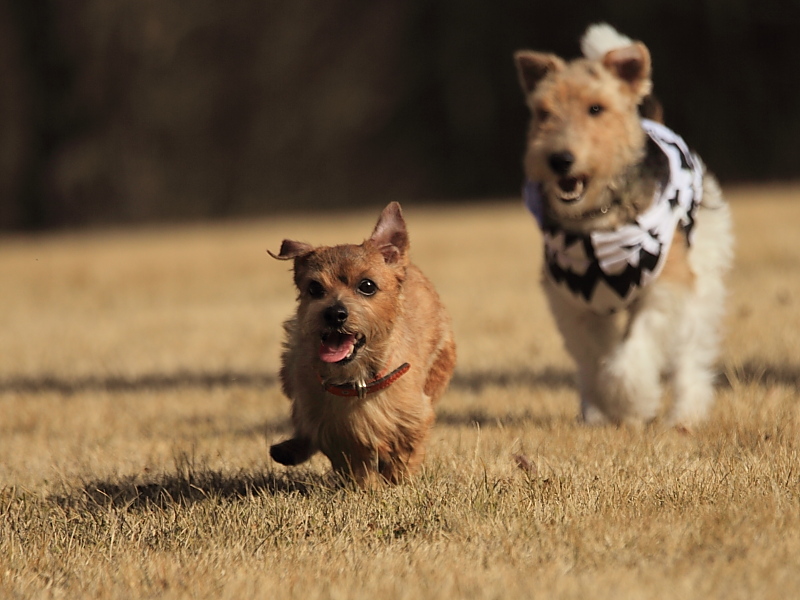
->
515, 24, 733, 427
269, 202, 456, 486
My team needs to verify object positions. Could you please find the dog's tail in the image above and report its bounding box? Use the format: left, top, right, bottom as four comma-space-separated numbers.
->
580, 23, 633, 60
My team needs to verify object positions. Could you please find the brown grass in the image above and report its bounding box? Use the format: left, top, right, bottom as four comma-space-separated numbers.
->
2, 186, 800, 599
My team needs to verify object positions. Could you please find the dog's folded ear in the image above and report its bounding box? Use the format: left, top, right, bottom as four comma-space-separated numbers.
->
369, 202, 409, 265
602, 42, 652, 100
514, 51, 564, 95
268, 239, 315, 260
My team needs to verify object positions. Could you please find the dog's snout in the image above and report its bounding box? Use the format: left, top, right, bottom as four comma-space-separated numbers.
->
324, 303, 348, 326
548, 151, 575, 175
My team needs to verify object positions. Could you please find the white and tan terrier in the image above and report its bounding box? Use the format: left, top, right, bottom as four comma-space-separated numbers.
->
269, 202, 456, 486
514, 24, 733, 427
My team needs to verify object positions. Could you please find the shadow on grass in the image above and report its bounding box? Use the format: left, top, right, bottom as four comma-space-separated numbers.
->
36, 362, 798, 513
180, 416, 293, 440
450, 366, 575, 392
2, 361, 797, 397
51, 465, 329, 512
436, 408, 566, 429
0, 367, 576, 395
0, 370, 278, 395
722, 362, 800, 390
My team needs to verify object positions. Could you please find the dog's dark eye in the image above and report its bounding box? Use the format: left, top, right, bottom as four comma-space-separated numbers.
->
357, 279, 378, 296
535, 107, 550, 122
588, 104, 605, 116
307, 280, 325, 299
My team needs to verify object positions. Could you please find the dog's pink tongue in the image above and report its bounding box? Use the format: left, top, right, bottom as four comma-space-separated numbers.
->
319, 333, 356, 363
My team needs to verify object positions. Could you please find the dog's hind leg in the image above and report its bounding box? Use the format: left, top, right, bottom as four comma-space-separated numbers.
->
668, 265, 728, 425
423, 337, 457, 402
668, 326, 717, 428
666, 279, 725, 427
668, 193, 733, 427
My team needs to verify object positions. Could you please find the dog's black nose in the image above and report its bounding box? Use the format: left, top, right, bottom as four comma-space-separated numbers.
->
548, 151, 575, 175
324, 303, 348, 326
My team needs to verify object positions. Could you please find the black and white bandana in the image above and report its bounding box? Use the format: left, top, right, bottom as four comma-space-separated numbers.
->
524, 119, 704, 314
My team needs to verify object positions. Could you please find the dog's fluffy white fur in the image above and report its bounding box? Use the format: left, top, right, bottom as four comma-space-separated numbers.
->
546, 176, 733, 426
520, 24, 734, 427
580, 23, 633, 60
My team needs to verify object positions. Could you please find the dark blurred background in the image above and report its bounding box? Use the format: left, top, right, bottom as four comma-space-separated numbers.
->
1, 0, 798, 230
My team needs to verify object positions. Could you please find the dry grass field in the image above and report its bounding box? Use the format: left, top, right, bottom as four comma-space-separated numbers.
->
1, 186, 799, 599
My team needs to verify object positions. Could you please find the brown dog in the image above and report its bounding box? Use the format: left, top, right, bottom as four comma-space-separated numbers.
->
268, 202, 456, 486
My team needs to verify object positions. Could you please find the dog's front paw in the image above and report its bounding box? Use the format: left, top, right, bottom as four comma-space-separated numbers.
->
270, 437, 316, 466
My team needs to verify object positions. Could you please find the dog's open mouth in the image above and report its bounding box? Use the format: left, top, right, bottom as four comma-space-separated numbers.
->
556, 176, 587, 203
319, 331, 366, 364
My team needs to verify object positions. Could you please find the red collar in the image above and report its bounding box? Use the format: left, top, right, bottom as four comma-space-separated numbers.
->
321, 362, 410, 399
